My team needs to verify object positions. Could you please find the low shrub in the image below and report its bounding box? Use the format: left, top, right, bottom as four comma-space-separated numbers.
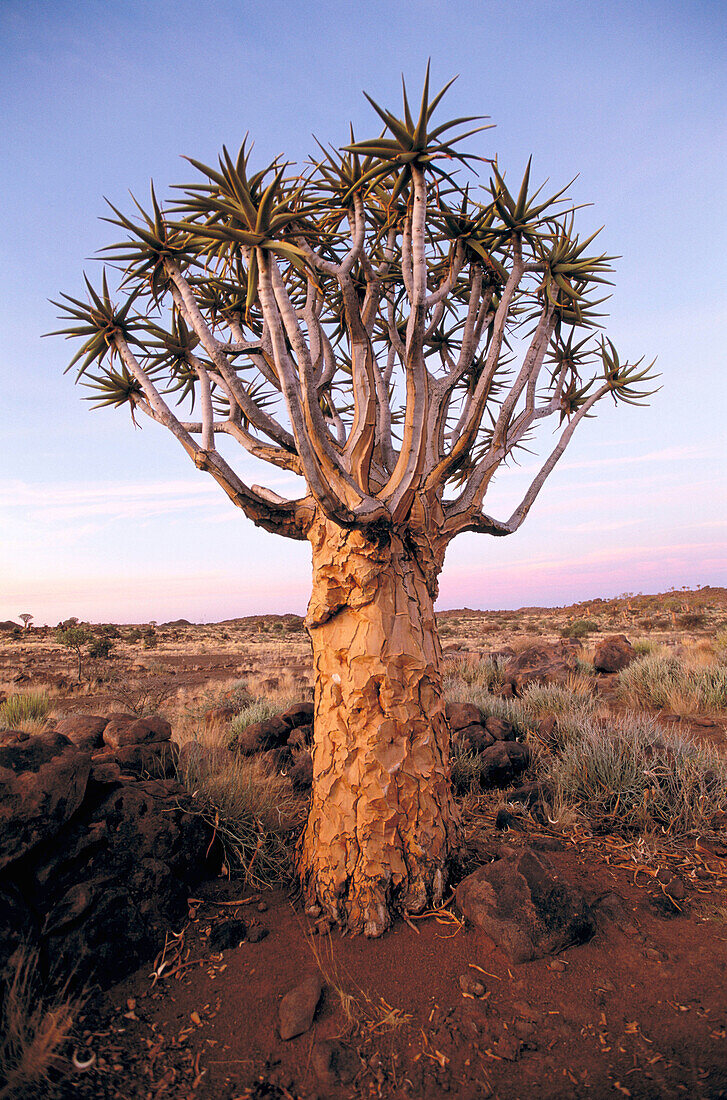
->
0, 691, 51, 732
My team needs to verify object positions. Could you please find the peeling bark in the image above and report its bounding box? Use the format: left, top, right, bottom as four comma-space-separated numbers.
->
297, 512, 460, 936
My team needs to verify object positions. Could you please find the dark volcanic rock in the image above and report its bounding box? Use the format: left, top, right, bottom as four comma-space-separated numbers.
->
446, 702, 483, 732
462, 723, 495, 752
54, 715, 109, 752
479, 741, 530, 788
502, 642, 581, 693
485, 716, 515, 741
278, 701, 315, 729
593, 634, 636, 673
229, 715, 291, 755
103, 715, 172, 750
112, 739, 179, 778
0, 731, 91, 870
456, 847, 596, 962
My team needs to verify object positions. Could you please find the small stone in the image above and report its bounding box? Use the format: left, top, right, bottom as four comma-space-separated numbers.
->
548, 959, 566, 972
665, 877, 686, 901
311, 1039, 360, 1087
496, 1033, 521, 1061
279, 974, 323, 1040
512, 1000, 540, 1021
458, 973, 485, 997
513, 1019, 535, 1040
257, 901, 268, 912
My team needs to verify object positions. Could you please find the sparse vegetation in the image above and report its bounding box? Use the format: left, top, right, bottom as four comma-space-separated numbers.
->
229, 695, 300, 745
306, 932, 411, 1038
443, 653, 507, 696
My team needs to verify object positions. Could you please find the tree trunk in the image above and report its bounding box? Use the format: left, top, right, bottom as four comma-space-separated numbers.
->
297, 512, 460, 937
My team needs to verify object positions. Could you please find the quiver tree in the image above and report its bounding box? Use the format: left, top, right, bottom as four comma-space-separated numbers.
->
51, 69, 656, 936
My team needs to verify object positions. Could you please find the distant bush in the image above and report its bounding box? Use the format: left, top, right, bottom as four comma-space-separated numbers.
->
677, 612, 707, 630
142, 629, 158, 650
87, 636, 114, 660
0, 691, 51, 732
560, 618, 599, 639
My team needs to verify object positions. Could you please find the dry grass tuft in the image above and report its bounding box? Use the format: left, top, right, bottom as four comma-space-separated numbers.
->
177, 742, 306, 886
617, 653, 727, 714
306, 932, 411, 1039
543, 712, 727, 834
0, 948, 80, 1099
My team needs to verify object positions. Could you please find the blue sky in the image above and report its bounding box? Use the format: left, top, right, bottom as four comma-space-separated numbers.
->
1, 0, 725, 624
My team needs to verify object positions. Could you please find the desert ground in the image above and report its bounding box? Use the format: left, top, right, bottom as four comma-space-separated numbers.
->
1, 586, 726, 1099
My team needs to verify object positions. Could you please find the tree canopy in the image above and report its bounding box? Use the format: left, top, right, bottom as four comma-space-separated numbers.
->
50, 67, 657, 552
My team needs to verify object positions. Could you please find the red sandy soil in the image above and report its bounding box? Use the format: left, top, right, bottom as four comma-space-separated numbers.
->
56, 814, 727, 1100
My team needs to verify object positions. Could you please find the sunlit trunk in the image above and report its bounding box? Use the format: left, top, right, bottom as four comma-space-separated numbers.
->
297, 513, 460, 936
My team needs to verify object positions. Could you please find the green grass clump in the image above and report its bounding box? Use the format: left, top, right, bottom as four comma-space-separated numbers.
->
177, 750, 306, 886
229, 694, 299, 743
0, 692, 51, 732
543, 712, 727, 834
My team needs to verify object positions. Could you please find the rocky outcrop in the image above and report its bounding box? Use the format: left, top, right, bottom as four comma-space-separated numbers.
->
0, 719, 217, 988
456, 847, 596, 962
0, 730, 91, 870
593, 634, 636, 673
